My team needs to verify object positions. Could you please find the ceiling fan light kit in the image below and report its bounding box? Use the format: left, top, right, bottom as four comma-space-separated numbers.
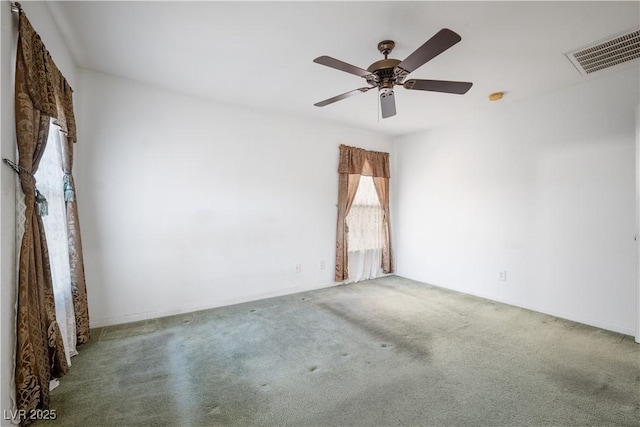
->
313, 28, 473, 119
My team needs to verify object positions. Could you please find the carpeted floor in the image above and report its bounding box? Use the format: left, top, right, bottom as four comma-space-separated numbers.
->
39, 276, 639, 426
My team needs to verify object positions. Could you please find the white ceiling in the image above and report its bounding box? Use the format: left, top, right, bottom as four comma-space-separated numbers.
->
46, 1, 640, 137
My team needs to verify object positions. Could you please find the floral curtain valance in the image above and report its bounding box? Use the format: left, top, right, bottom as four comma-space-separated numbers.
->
18, 14, 76, 142
338, 144, 390, 178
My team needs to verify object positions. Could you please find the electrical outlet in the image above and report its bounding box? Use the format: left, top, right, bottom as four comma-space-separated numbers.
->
294, 264, 302, 273
498, 271, 507, 281
320, 260, 326, 270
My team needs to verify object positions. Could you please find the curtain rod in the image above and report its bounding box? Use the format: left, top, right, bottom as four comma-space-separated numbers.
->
11, 2, 22, 13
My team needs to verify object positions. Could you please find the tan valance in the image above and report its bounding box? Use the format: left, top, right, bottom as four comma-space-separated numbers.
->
18, 14, 76, 142
338, 144, 390, 178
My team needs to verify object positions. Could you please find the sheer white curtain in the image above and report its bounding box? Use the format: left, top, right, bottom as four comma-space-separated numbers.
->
345, 175, 384, 283
34, 121, 77, 365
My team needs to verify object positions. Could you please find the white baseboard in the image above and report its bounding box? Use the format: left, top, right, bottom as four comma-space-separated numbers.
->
407, 278, 636, 337
89, 281, 338, 328
91, 275, 636, 338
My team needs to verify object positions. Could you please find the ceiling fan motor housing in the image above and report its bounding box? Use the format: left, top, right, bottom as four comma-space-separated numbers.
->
366, 58, 405, 88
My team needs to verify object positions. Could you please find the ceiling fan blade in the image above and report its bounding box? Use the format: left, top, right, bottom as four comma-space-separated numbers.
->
380, 90, 396, 119
313, 56, 373, 78
404, 79, 473, 94
314, 87, 372, 107
395, 29, 462, 75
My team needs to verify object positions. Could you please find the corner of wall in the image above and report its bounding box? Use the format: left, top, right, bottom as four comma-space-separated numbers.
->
635, 103, 640, 344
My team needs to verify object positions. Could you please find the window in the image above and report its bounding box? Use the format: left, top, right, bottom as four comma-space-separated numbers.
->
345, 175, 384, 282
335, 144, 393, 282
34, 120, 77, 365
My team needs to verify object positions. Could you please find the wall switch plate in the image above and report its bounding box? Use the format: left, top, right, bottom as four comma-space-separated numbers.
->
320, 260, 326, 270
294, 264, 302, 273
499, 271, 507, 281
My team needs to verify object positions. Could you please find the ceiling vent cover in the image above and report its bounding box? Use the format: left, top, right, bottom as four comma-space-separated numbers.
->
565, 29, 640, 75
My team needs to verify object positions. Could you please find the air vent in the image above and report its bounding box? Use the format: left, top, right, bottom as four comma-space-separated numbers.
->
565, 29, 640, 75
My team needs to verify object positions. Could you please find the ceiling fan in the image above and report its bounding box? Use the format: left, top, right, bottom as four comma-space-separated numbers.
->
313, 28, 473, 119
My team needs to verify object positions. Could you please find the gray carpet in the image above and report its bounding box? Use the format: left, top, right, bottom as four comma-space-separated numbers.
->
40, 276, 639, 426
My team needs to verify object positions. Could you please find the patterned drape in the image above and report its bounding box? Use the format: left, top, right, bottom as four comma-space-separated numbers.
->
372, 176, 393, 274
60, 119, 89, 344
335, 172, 361, 281
13, 11, 89, 422
335, 145, 393, 281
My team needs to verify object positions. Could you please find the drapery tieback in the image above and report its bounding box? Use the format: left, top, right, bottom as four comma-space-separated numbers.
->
2, 158, 30, 175
63, 173, 75, 202
35, 189, 48, 216
4, 159, 49, 216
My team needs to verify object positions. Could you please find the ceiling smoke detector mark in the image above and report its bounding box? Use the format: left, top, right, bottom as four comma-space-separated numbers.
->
565, 28, 640, 76
489, 91, 504, 101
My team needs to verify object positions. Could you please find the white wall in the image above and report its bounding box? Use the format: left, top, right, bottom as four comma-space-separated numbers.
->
0, 1, 77, 422
395, 67, 639, 335
74, 69, 394, 327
